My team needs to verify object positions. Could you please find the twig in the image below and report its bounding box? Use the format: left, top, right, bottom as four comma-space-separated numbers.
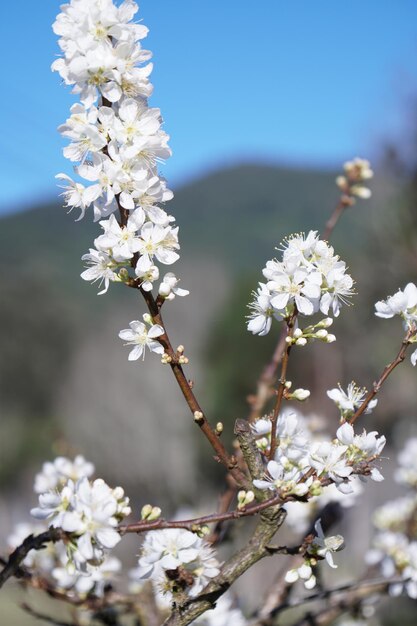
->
350, 327, 416, 424
163, 506, 287, 626
0, 528, 66, 589
269, 314, 296, 460
21, 603, 77, 626
247, 188, 354, 424
253, 503, 343, 625
322, 195, 353, 242
288, 576, 399, 626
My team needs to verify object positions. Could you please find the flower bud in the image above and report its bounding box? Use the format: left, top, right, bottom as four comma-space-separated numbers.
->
237, 490, 255, 509
215, 422, 224, 434
142, 313, 153, 325
293, 328, 303, 339
158, 282, 171, 298
336, 175, 347, 190
351, 184, 371, 199
118, 267, 129, 282
310, 480, 323, 496
315, 329, 328, 339
295, 337, 307, 346
194, 411, 204, 423
141, 504, 153, 520
319, 317, 333, 328
326, 334, 336, 343
148, 506, 162, 521
291, 388, 310, 401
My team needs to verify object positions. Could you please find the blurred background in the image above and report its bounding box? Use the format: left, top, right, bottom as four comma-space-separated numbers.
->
1, 0, 417, 623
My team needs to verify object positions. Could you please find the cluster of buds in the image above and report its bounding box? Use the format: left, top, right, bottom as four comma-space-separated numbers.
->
286, 318, 336, 347
336, 157, 373, 201
141, 504, 162, 522
237, 490, 255, 510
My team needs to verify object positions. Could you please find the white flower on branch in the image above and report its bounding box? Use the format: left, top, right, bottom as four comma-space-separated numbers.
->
136, 528, 221, 597
34, 455, 95, 494
336, 422, 386, 462
158, 273, 189, 300
375, 282, 417, 365
119, 315, 164, 361
31, 473, 130, 571
285, 562, 317, 589
375, 283, 417, 324
253, 460, 311, 496
95, 211, 144, 261
248, 231, 354, 335
247, 283, 274, 336
310, 519, 344, 569
135, 255, 159, 291
52, 552, 121, 597
81, 248, 121, 294
309, 441, 352, 488
327, 382, 378, 417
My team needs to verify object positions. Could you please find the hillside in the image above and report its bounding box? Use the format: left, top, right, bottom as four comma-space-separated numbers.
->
0, 163, 410, 492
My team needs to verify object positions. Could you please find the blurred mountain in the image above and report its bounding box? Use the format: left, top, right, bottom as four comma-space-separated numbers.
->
1, 162, 414, 503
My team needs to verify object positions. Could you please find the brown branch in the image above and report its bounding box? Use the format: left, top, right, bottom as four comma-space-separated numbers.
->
163, 506, 287, 626
0, 528, 66, 590
247, 325, 288, 422
119, 460, 373, 536
21, 603, 77, 626
269, 315, 296, 460
253, 503, 343, 625
111, 187, 250, 489
247, 187, 355, 425
322, 194, 354, 242
350, 327, 416, 424
289, 577, 399, 626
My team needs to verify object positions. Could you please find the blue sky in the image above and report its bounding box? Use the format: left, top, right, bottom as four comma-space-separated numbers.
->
1, 0, 417, 213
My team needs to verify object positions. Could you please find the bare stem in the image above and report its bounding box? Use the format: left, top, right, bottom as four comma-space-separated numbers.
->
322, 194, 353, 241
269, 316, 296, 460
0, 528, 66, 590
350, 327, 416, 424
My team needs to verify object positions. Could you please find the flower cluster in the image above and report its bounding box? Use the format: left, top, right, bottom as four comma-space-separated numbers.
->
7, 522, 121, 597
134, 528, 221, 599
252, 406, 385, 499
375, 283, 417, 365
285, 520, 344, 589
247, 230, 354, 335
367, 438, 417, 599
327, 382, 377, 420
53, 0, 188, 362
30, 456, 130, 571
336, 157, 374, 200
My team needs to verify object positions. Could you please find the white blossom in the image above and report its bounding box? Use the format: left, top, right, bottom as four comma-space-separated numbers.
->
310, 519, 344, 568
309, 441, 352, 486
119, 315, 164, 361
81, 248, 121, 294
253, 460, 311, 496
158, 273, 189, 300
375, 283, 417, 322
248, 232, 354, 335
31, 459, 130, 571
136, 528, 221, 597
327, 382, 377, 417
34, 455, 95, 494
